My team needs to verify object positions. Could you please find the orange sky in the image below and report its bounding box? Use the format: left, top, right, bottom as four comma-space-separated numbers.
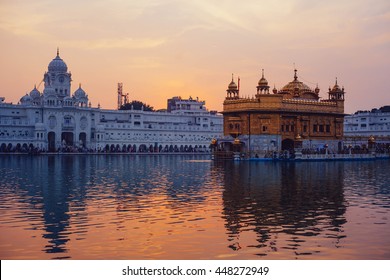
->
0, 0, 389, 113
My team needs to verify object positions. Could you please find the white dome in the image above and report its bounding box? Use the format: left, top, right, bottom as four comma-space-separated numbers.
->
29, 86, 41, 99
48, 50, 68, 72
20, 94, 32, 104
74, 84, 86, 99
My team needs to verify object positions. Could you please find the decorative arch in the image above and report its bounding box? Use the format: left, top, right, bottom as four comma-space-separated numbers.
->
281, 138, 294, 151
48, 132, 56, 152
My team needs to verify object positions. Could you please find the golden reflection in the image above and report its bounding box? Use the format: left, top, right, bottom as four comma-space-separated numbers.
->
1, 156, 390, 259
213, 161, 349, 259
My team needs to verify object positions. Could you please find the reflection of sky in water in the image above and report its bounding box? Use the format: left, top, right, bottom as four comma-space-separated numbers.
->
0, 155, 389, 259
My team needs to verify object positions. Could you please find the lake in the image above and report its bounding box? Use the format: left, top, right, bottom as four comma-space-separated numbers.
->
0, 155, 389, 259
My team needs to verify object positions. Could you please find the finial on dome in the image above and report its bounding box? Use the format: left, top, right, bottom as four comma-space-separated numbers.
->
262, 69, 264, 78
335, 77, 338, 85
57, 47, 59, 57
79, 83, 82, 88
231, 73, 234, 82
294, 69, 298, 81
315, 83, 320, 94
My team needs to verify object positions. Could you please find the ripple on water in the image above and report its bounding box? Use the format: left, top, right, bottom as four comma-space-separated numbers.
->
1, 156, 390, 259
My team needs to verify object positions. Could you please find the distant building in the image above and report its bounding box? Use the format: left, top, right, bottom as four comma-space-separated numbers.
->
167, 96, 205, 112
0, 50, 222, 153
344, 106, 390, 146
219, 69, 345, 156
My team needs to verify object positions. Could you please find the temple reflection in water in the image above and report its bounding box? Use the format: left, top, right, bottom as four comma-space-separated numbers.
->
214, 161, 347, 256
1, 155, 389, 259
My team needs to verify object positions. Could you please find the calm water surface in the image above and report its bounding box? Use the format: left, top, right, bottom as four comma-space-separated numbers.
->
0, 155, 389, 259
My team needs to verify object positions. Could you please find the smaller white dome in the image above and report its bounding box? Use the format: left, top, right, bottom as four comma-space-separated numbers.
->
20, 94, 32, 104
74, 84, 86, 99
29, 86, 41, 99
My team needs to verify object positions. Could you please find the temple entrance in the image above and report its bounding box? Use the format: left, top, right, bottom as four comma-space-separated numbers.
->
79, 132, 86, 147
281, 138, 294, 151
338, 141, 343, 153
48, 132, 56, 152
61, 132, 74, 147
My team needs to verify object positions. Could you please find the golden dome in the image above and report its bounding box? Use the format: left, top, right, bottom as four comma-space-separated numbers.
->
279, 69, 318, 99
227, 73, 238, 90
228, 80, 238, 90
211, 138, 217, 145
315, 84, 320, 94
330, 78, 343, 92
272, 85, 277, 94
280, 80, 312, 92
258, 69, 268, 86
281, 69, 312, 92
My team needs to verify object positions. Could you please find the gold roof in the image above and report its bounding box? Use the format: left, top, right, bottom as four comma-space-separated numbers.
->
330, 78, 343, 92
228, 74, 238, 90
281, 69, 312, 92
258, 69, 268, 86
228, 80, 238, 90
278, 69, 318, 100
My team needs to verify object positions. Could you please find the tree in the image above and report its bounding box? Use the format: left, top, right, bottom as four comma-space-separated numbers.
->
119, 100, 154, 111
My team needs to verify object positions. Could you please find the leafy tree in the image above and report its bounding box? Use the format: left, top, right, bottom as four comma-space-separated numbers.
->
119, 100, 154, 111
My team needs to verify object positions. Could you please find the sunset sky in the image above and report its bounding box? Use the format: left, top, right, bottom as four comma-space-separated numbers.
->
0, 0, 389, 113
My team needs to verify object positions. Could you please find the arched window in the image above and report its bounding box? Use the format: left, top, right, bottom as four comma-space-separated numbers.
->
48, 115, 56, 129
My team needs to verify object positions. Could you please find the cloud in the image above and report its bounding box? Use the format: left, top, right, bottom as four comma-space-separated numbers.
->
67, 37, 166, 50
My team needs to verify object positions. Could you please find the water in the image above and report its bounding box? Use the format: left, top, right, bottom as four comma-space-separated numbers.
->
0, 155, 389, 259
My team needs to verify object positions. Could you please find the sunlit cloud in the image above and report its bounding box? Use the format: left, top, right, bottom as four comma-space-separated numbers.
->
68, 37, 166, 50
122, 57, 163, 69
0, 13, 50, 39
0, 0, 389, 112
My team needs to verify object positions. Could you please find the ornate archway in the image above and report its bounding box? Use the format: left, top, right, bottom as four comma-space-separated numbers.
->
48, 132, 56, 152
281, 138, 294, 151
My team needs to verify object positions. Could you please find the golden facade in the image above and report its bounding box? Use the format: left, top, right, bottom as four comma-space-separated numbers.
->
222, 69, 345, 154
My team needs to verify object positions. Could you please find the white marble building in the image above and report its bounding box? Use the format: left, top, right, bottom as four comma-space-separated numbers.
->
344, 107, 390, 137
344, 106, 390, 148
0, 50, 223, 153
